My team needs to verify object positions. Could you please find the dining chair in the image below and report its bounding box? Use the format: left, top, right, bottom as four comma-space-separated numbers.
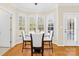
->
21, 31, 31, 52
30, 33, 44, 56
44, 30, 54, 52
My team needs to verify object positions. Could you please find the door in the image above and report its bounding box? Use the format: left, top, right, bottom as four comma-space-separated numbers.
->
0, 9, 11, 47
63, 13, 76, 46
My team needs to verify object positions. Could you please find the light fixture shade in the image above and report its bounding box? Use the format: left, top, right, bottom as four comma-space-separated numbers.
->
35, 3, 37, 5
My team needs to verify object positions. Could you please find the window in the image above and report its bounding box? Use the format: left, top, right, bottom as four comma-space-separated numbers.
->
21, 15, 55, 34
48, 17, 54, 33
19, 16, 25, 30
38, 16, 44, 32
29, 16, 36, 32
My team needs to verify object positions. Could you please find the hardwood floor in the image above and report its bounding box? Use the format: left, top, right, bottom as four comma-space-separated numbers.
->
2, 43, 79, 56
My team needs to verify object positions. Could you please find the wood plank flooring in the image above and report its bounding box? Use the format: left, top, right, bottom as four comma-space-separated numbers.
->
2, 43, 79, 56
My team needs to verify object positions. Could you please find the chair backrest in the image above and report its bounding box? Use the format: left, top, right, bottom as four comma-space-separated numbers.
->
49, 31, 54, 41
30, 33, 44, 47
21, 31, 26, 40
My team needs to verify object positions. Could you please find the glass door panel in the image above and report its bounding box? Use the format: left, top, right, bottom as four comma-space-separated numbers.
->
63, 13, 76, 46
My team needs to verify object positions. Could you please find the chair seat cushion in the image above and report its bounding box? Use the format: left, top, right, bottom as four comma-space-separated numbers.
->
24, 39, 31, 41
24, 37, 31, 41
44, 37, 51, 41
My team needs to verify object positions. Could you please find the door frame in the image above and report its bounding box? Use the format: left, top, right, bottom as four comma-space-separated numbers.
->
63, 13, 77, 46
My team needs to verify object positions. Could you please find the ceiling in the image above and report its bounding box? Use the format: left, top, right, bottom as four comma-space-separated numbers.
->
10, 3, 57, 13
1, 3, 79, 14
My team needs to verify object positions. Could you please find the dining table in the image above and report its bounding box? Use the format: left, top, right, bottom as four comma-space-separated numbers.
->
24, 33, 50, 53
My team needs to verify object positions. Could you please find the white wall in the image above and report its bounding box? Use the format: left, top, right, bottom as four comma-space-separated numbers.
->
0, 4, 17, 47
